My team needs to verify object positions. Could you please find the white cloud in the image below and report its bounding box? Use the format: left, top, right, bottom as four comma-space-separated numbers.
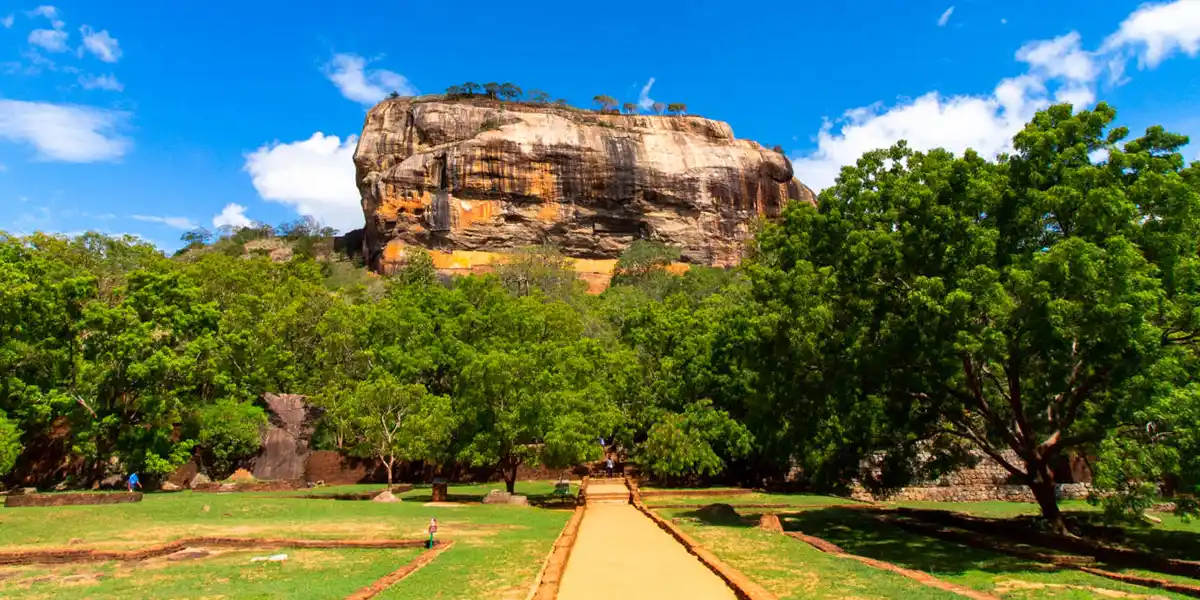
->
78, 73, 123, 91
1001, 18, 1008, 25
0, 100, 131, 162
132, 215, 198, 230
790, 0, 1199, 192
26, 6, 59, 19
212, 203, 254, 229
637, 77, 657, 110
243, 132, 360, 232
28, 28, 68, 53
938, 6, 955, 27
1104, 0, 1200, 70
322, 53, 415, 105
79, 26, 121, 63
2, 14, 14, 28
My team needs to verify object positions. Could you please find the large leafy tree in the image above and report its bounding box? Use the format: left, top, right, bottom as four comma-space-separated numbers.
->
346, 376, 454, 489
750, 103, 1200, 533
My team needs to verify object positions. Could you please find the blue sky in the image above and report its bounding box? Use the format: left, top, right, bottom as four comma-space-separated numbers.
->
2, 1, 1200, 249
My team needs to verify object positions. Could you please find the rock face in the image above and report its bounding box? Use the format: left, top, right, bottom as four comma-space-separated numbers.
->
250, 394, 323, 481
354, 97, 816, 289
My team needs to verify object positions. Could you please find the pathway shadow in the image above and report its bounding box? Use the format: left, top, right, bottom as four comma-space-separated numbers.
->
782, 507, 1069, 577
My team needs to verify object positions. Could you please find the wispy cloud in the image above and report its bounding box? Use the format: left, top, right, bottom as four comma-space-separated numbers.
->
79, 73, 123, 91
0, 100, 131, 162
131, 215, 198, 230
637, 77, 656, 110
2, 14, 14, 28
79, 25, 121, 63
322, 53, 416, 105
938, 6, 955, 27
26, 6, 59, 20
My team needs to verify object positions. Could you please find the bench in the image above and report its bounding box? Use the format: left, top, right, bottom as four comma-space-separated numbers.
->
552, 481, 574, 505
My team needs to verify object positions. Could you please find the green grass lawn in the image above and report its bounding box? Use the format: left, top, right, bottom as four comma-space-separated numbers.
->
783, 506, 1196, 599
0, 486, 571, 599
893, 499, 1200, 563
656, 507, 961, 599
0, 548, 421, 600
643, 491, 861, 508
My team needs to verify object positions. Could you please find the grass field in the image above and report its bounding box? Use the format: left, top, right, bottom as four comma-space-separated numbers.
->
659, 502, 1200, 599
0, 484, 572, 599
642, 491, 861, 508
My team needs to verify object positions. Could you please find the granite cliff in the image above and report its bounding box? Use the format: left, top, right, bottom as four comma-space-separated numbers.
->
353, 96, 816, 290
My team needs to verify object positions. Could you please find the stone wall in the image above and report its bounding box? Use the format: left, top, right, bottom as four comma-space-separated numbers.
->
852, 449, 1093, 503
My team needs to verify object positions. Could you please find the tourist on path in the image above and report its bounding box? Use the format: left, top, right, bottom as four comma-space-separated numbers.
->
605, 457, 614, 478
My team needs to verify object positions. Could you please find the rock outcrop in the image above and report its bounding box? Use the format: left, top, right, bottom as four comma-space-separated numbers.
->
354, 96, 815, 289
250, 394, 323, 481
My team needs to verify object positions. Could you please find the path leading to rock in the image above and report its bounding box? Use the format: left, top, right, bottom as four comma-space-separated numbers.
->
557, 483, 737, 600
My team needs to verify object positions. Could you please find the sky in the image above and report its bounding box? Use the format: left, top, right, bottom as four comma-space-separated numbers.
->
2, 1, 1200, 250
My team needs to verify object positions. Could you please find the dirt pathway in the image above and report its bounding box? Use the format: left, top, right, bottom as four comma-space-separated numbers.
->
557, 486, 737, 600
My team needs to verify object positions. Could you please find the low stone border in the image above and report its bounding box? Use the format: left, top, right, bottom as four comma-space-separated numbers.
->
527, 502, 587, 600
886, 515, 1200, 599
626, 478, 777, 600
345, 540, 454, 600
782, 531, 999, 600
0, 537, 433, 566
5, 492, 143, 508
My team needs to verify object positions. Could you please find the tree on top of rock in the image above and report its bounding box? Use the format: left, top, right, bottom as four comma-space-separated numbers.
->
528, 90, 550, 104
748, 102, 1200, 534
667, 103, 687, 115
483, 82, 501, 100
652, 102, 666, 115
622, 102, 637, 115
462, 82, 480, 96
499, 83, 522, 101
593, 95, 617, 112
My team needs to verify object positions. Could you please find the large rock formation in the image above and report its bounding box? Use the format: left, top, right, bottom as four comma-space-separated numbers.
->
251, 393, 323, 481
354, 97, 815, 289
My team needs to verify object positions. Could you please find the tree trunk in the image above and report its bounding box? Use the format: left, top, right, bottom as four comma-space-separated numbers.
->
384, 457, 394, 491
1028, 468, 1069, 535
505, 457, 519, 494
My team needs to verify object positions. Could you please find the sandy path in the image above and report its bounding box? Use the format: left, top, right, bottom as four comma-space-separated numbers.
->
557, 490, 737, 600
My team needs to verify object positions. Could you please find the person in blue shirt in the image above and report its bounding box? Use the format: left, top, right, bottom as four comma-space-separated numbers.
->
127, 472, 141, 493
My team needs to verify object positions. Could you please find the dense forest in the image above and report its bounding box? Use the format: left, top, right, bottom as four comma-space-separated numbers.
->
3, 104, 1199, 533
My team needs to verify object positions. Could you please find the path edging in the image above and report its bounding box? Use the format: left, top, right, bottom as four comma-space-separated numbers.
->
528, 477, 588, 600
345, 540, 454, 600
0, 537, 432, 566
626, 478, 777, 600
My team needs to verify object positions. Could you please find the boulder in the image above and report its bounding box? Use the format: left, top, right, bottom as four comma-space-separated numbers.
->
482, 490, 512, 505
507, 495, 529, 506
372, 490, 400, 503
161, 482, 182, 492
758, 513, 783, 533
97, 475, 124, 490
251, 393, 324, 481
355, 97, 817, 293
189, 473, 211, 489
696, 503, 741, 524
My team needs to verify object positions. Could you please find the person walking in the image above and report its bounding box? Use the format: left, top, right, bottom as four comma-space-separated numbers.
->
127, 472, 142, 493
605, 456, 614, 478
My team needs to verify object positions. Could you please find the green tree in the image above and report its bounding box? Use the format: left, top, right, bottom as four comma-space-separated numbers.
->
622, 102, 637, 115
527, 90, 550, 104
180, 228, 213, 248
610, 240, 682, 298
498, 83, 523, 101
639, 400, 753, 479
0, 412, 20, 476
445, 85, 464, 97
483, 82, 501, 100
196, 399, 267, 478
666, 103, 687, 115
496, 245, 582, 299
749, 103, 1200, 533
593, 95, 618, 112
348, 376, 454, 489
